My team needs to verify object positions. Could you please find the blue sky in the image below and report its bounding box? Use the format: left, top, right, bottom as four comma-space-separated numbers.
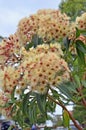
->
0, 0, 61, 37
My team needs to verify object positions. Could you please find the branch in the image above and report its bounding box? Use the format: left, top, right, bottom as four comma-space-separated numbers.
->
48, 94, 83, 130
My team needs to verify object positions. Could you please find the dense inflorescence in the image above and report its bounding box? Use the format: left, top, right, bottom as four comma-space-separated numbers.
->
17, 9, 75, 45
0, 9, 86, 120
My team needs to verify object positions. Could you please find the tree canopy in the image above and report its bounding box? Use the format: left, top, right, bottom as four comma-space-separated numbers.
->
59, 0, 86, 20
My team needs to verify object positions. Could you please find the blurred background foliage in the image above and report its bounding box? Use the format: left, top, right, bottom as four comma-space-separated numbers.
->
59, 0, 86, 20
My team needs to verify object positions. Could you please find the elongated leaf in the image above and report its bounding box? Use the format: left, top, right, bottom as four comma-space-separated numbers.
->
11, 86, 16, 101
79, 29, 86, 36
3, 101, 13, 108
75, 39, 86, 65
58, 82, 76, 100
31, 34, 39, 48
74, 75, 81, 88
15, 109, 24, 128
76, 40, 86, 54
51, 88, 59, 99
76, 46, 85, 65
63, 110, 70, 128
76, 27, 80, 38
46, 99, 56, 112
28, 98, 37, 124
81, 80, 86, 88
63, 37, 71, 50
32, 34, 43, 48
22, 91, 31, 116
38, 37, 43, 45
8, 126, 14, 130
36, 93, 46, 115
32, 103, 38, 123
28, 105, 35, 124
37, 113, 46, 124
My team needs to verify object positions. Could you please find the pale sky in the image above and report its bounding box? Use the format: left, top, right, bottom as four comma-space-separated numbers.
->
0, 0, 61, 37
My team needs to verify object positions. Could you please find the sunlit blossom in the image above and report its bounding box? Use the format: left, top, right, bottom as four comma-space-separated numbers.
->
17, 9, 73, 45
76, 12, 86, 30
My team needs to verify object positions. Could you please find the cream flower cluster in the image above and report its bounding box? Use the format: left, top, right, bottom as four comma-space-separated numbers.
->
0, 91, 8, 107
17, 9, 74, 45
0, 66, 20, 93
76, 12, 86, 30
0, 91, 11, 118
0, 90, 20, 119
0, 9, 85, 66
18, 43, 70, 94
0, 34, 20, 65
21, 42, 64, 60
0, 43, 70, 95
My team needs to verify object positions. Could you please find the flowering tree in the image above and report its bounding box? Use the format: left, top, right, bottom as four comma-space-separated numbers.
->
0, 9, 86, 130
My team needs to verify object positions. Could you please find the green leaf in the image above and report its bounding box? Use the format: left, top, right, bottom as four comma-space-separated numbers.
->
11, 86, 16, 102
58, 82, 76, 100
31, 34, 43, 48
32, 34, 39, 48
28, 105, 35, 124
63, 110, 70, 128
22, 91, 32, 116
38, 37, 43, 45
81, 80, 86, 88
76, 46, 85, 65
3, 101, 13, 108
79, 29, 86, 36
27, 98, 37, 124
46, 99, 56, 112
76, 40, 86, 54
44, 127, 51, 130
63, 37, 71, 50
37, 113, 46, 124
76, 27, 80, 38
8, 126, 14, 130
51, 88, 59, 99
11, 104, 17, 115
36, 93, 46, 115
15, 109, 24, 128
25, 42, 33, 50
74, 75, 81, 88
75, 40, 86, 65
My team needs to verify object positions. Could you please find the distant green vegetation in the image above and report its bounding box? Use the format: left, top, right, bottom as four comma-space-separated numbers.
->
59, 0, 86, 20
